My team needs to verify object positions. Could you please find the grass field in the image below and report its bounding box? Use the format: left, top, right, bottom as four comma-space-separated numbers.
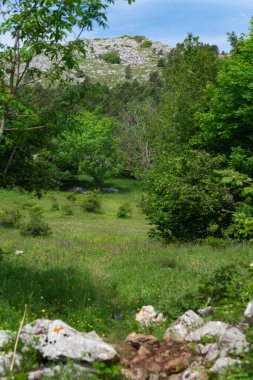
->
0, 178, 252, 345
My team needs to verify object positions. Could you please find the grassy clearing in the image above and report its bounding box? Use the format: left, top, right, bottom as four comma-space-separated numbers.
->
0, 178, 252, 344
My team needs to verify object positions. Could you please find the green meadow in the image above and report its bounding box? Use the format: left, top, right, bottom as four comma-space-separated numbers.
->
0, 178, 252, 343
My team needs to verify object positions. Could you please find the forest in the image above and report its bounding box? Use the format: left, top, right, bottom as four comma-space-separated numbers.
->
0, 0, 253, 379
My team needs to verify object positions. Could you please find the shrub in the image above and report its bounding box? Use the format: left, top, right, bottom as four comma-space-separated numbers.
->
20, 206, 51, 237
100, 51, 121, 64
50, 196, 60, 211
62, 204, 74, 216
65, 194, 77, 204
132, 35, 146, 43
81, 192, 101, 213
140, 40, 152, 48
157, 57, 165, 67
0, 208, 20, 228
144, 151, 231, 242
117, 202, 132, 218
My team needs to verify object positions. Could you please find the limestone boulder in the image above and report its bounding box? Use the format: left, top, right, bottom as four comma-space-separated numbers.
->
209, 357, 240, 374
0, 352, 21, 376
21, 319, 117, 362
244, 300, 253, 326
0, 331, 11, 350
164, 310, 204, 343
186, 321, 248, 356
135, 306, 166, 327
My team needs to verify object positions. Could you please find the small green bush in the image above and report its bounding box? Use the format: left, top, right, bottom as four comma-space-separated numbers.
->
81, 192, 101, 213
157, 57, 165, 67
117, 202, 132, 218
140, 40, 152, 48
62, 204, 74, 216
65, 194, 77, 203
100, 51, 121, 64
50, 196, 60, 211
20, 206, 51, 237
0, 208, 20, 228
132, 35, 146, 43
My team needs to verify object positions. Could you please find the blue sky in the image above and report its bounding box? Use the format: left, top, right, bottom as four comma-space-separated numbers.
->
85, 0, 253, 52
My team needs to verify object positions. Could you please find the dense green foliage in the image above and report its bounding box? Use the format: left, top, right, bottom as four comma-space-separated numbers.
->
100, 50, 121, 64
144, 25, 253, 243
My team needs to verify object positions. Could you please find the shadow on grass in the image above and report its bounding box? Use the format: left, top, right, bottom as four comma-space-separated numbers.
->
0, 259, 118, 328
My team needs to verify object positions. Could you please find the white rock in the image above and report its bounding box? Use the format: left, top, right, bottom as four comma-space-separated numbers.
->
15, 250, 24, 255
197, 307, 213, 317
0, 352, 21, 375
165, 323, 189, 343
164, 310, 204, 343
182, 362, 208, 380
178, 310, 204, 327
0, 331, 11, 350
28, 368, 55, 380
244, 300, 253, 326
186, 321, 248, 356
209, 357, 240, 374
21, 319, 117, 362
200, 343, 219, 361
135, 306, 166, 327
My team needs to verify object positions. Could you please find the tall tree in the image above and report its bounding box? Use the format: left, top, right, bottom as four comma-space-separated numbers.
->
197, 20, 253, 161
156, 34, 219, 155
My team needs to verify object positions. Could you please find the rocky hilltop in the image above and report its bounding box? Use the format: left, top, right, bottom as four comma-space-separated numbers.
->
32, 36, 171, 86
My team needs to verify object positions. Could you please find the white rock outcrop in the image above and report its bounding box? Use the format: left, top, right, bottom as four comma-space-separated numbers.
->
244, 300, 253, 326
0, 331, 11, 350
186, 321, 248, 356
0, 352, 21, 376
136, 306, 166, 327
21, 319, 117, 362
164, 310, 204, 343
210, 357, 241, 374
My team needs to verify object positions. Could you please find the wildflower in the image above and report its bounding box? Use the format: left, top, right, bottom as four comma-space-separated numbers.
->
41, 309, 46, 313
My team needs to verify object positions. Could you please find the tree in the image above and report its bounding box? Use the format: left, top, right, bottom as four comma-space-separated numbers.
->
0, 0, 134, 135
57, 112, 121, 188
197, 19, 253, 173
155, 34, 219, 156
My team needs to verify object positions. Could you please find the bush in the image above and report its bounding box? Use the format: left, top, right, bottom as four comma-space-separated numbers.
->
144, 151, 231, 242
50, 196, 60, 211
117, 202, 132, 218
0, 208, 20, 228
62, 204, 74, 216
140, 40, 152, 48
20, 206, 51, 237
157, 57, 165, 67
81, 192, 101, 213
65, 194, 77, 204
132, 35, 146, 43
100, 51, 121, 64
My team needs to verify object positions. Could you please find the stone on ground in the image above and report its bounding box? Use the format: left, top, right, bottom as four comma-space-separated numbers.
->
21, 319, 117, 362
125, 333, 160, 349
210, 357, 241, 374
135, 306, 166, 327
0, 331, 11, 350
244, 300, 253, 326
164, 310, 204, 343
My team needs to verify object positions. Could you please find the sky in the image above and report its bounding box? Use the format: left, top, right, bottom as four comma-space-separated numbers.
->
0, 0, 253, 52
84, 0, 253, 52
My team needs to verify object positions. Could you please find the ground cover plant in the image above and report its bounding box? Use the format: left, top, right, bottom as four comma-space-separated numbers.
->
0, 178, 252, 378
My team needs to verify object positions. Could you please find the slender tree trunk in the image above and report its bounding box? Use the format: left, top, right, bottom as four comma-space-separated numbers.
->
3, 146, 17, 183
0, 112, 5, 136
